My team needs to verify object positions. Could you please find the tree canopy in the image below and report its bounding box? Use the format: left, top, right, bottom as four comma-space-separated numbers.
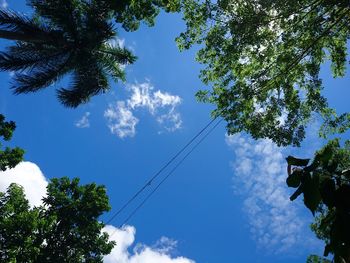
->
106, 0, 181, 31
178, 0, 349, 146
0, 177, 114, 262
0, 114, 24, 171
0, 0, 180, 107
177, 0, 350, 261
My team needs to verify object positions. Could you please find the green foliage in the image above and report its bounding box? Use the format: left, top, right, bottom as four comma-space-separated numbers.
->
0, 1, 135, 107
108, 0, 181, 31
0, 114, 24, 171
307, 255, 332, 263
0, 0, 182, 107
286, 156, 310, 166
0, 177, 115, 262
0, 0, 183, 107
320, 109, 350, 138
178, 0, 349, 146
0, 183, 40, 262
287, 139, 350, 262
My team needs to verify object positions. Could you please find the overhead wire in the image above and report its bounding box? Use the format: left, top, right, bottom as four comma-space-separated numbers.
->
118, 118, 223, 228
105, 115, 220, 225
107, 117, 223, 238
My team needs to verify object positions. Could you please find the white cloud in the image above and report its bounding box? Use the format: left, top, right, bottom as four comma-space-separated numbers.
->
105, 82, 182, 138
151, 236, 178, 254
157, 111, 182, 132
75, 112, 91, 128
0, 162, 48, 207
104, 101, 139, 138
103, 225, 195, 263
1, 0, 8, 8
127, 84, 181, 113
226, 134, 316, 253
127, 83, 182, 131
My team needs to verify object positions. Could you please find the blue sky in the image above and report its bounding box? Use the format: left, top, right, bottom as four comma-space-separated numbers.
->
0, 1, 349, 262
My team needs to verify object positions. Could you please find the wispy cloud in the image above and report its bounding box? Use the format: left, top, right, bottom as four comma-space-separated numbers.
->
105, 101, 139, 138
0, 162, 194, 263
226, 134, 317, 254
75, 112, 91, 128
104, 82, 182, 138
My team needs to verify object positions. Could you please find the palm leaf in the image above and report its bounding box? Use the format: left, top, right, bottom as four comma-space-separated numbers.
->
27, 0, 81, 38
0, 2, 139, 108
57, 62, 108, 108
97, 44, 136, 82
7, 42, 65, 58
100, 44, 137, 64
0, 9, 57, 42
12, 55, 70, 93
0, 49, 66, 71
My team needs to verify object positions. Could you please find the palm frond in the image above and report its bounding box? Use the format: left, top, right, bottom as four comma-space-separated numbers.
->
0, 2, 139, 108
0, 9, 53, 39
82, 19, 115, 48
7, 42, 65, 59
96, 52, 125, 82
12, 57, 69, 94
100, 44, 137, 64
28, 0, 82, 38
57, 63, 108, 108
0, 49, 66, 71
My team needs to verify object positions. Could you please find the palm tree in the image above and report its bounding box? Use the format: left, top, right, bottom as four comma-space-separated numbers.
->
0, 0, 136, 107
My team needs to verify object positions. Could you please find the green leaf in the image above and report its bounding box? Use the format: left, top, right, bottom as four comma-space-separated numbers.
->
286, 169, 303, 188
303, 173, 322, 215
290, 185, 303, 201
286, 156, 310, 166
320, 178, 336, 208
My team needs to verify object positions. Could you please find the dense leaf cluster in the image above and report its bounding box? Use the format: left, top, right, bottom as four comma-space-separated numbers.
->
107, 0, 181, 31
178, 0, 349, 146
0, 177, 114, 262
0, 114, 24, 171
286, 140, 350, 262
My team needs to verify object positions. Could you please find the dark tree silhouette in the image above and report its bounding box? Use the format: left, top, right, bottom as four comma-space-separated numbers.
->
0, 1, 136, 107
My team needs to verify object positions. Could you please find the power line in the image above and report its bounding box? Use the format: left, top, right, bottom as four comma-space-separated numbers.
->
105, 116, 219, 225
116, 118, 223, 231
